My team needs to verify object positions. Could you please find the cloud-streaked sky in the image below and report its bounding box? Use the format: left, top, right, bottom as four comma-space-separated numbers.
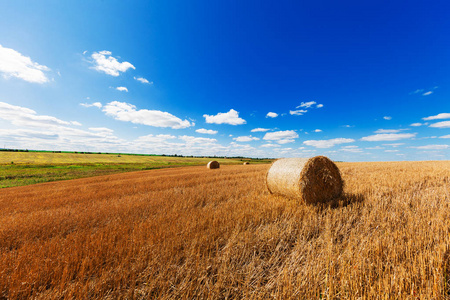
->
0, 1, 449, 161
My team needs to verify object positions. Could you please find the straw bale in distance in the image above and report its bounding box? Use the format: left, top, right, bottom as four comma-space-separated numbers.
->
207, 161, 220, 169
243, 162, 250, 165
266, 156, 343, 204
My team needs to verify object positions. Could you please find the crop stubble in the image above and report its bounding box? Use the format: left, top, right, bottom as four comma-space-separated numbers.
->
0, 161, 449, 299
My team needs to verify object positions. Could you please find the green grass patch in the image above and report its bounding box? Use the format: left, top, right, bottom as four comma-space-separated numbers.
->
0, 152, 273, 188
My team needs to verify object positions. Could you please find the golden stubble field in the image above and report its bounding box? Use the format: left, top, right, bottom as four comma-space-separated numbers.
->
0, 161, 449, 299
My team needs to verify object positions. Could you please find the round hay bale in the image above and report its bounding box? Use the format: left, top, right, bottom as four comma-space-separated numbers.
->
266, 156, 343, 204
207, 161, 220, 169
243, 162, 250, 165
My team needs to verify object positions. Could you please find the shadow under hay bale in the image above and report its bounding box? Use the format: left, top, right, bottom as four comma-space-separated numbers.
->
207, 161, 220, 169
243, 162, 250, 165
266, 156, 343, 204
323, 192, 365, 209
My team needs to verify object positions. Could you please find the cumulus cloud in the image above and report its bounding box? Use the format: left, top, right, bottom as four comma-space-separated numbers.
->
289, 109, 307, 116
413, 144, 449, 150
361, 133, 416, 141
195, 128, 218, 135
383, 116, 392, 120
103, 101, 193, 129
422, 91, 433, 96
0, 128, 59, 140
340, 145, 362, 153
429, 121, 450, 128
88, 127, 114, 134
263, 130, 298, 144
365, 146, 384, 150
313, 129, 322, 132
251, 128, 270, 132
303, 138, 354, 148
116, 86, 128, 92
297, 101, 316, 108
80, 102, 102, 108
440, 135, 450, 139
382, 143, 404, 147
260, 144, 280, 148
134, 76, 152, 84
0, 44, 50, 83
179, 135, 217, 144
266, 112, 278, 118
0, 101, 79, 128
135, 134, 177, 143
316, 104, 324, 108
203, 109, 246, 125
375, 129, 405, 134
91, 51, 135, 76
423, 113, 450, 121
410, 123, 424, 127
233, 135, 260, 142
0, 102, 129, 152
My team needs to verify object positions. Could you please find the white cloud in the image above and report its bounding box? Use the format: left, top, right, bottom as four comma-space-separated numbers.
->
410, 123, 424, 127
179, 135, 217, 144
385, 150, 399, 153
429, 121, 450, 128
313, 129, 322, 132
383, 116, 392, 120
80, 102, 102, 108
204, 109, 246, 125
375, 129, 404, 134
71, 121, 82, 126
278, 139, 295, 144
303, 138, 354, 148
340, 145, 362, 153
0, 102, 77, 128
422, 91, 433, 96
0, 102, 130, 152
410, 89, 424, 95
0, 128, 59, 140
413, 144, 449, 150
317, 104, 324, 108
233, 135, 260, 142
116, 86, 128, 92
0, 44, 50, 83
263, 130, 298, 145
361, 133, 416, 141
195, 128, 218, 135
103, 101, 193, 129
134, 76, 152, 84
135, 134, 177, 143
382, 143, 404, 147
440, 135, 450, 139
251, 128, 270, 132
289, 109, 307, 116
260, 144, 280, 148
91, 51, 135, 76
266, 112, 278, 118
297, 101, 316, 108
89, 127, 114, 134
365, 146, 384, 150
423, 113, 450, 121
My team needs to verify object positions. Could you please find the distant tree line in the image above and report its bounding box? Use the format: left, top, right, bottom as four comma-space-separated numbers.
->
0, 148, 273, 160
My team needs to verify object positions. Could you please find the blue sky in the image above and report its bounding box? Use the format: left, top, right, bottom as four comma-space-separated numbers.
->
0, 0, 449, 161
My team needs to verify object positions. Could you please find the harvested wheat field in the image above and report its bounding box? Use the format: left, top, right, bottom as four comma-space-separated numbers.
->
1, 161, 450, 299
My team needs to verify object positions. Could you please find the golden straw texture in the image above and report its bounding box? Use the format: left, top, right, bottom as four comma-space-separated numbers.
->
266, 156, 343, 204
207, 161, 220, 169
